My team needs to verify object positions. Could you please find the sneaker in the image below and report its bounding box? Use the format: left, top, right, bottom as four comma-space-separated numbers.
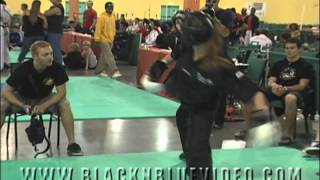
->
98, 72, 109, 77
303, 141, 320, 157
67, 143, 84, 156
111, 70, 122, 78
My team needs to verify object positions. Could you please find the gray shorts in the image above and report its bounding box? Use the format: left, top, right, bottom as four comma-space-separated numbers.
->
1, 93, 60, 114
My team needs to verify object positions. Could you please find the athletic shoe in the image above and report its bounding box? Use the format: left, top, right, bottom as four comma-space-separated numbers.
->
111, 70, 122, 78
67, 143, 84, 156
98, 72, 109, 77
303, 141, 320, 157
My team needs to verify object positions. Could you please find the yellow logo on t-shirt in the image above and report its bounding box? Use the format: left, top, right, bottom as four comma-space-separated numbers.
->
43, 78, 54, 86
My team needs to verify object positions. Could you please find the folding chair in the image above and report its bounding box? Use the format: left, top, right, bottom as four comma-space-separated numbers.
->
6, 110, 61, 151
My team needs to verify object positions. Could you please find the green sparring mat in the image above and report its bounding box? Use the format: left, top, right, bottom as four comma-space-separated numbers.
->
9, 51, 32, 63
1, 147, 318, 180
2, 76, 179, 121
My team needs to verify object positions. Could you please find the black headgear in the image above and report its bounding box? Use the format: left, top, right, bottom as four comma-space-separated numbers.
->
105, 1, 113, 11
205, 0, 217, 8
180, 11, 214, 45
172, 10, 188, 24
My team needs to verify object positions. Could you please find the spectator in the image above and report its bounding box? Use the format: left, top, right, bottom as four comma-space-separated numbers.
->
116, 14, 128, 32
244, 7, 260, 45
139, 19, 150, 42
230, 8, 247, 44
267, 38, 313, 145
21, 3, 29, 16
81, 40, 97, 70
288, 23, 301, 40
156, 21, 175, 49
63, 43, 85, 70
18, 0, 47, 63
241, 8, 247, 19
82, 0, 97, 35
145, 20, 161, 46
0, 0, 11, 71
126, 17, 140, 33
0, 41, 83, 156
44, 0, 64, 65
68, 19, 82, 33
94, 1, 121, 78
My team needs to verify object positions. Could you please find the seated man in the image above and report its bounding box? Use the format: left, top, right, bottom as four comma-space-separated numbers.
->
267, 38, 313, 145
0, 41, 83, 156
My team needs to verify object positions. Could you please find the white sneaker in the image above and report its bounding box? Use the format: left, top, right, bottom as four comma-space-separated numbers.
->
303, 141, 320, 157
111, 71, 122, 78
98, 72, 109, 77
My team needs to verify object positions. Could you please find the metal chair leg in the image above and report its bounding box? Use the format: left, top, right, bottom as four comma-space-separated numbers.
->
57, 115, 60, 147
14, 113, 18, 150
48, 113, 53, 139
6, 115, 11, 152
304, 113, 310, 138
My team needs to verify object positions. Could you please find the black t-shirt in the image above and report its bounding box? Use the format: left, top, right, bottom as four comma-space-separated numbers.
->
22, 16, 45, 37
46, 3, 64, 34
269, 58, 313, 87
6, 60, 68, 99
63, 51, 85, 69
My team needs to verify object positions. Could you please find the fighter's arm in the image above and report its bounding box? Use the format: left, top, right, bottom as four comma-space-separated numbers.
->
32, 83, 66, 114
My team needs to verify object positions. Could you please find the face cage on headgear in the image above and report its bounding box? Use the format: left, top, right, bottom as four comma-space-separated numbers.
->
180, 11, 215, 45
205, 0, 217, 8
172, 11, 187, 26
105, 2, 113, 11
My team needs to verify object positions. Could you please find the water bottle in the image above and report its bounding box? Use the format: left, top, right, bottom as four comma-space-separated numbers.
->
312, 112, 319, 131
314, 112, 320, 121
296, 109, 305, 122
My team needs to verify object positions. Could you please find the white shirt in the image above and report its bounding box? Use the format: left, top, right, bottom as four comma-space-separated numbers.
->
0, 4, 11, 26
145, 28, 161, 46
250, 34, 272, 48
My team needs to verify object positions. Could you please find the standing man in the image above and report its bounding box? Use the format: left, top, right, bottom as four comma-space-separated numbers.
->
244, 7, 260, 45
94, 1, 121, 78
21, 3, 29, 16
0, 0, 11, 71
1, 41, 83, 156
82, 0, 97, 35
45, 0, 64, 65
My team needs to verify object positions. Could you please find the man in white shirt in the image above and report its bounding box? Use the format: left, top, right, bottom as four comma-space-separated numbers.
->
0, 0, 11, 71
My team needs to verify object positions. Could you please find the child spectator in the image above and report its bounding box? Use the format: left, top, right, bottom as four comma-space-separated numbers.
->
81, 40, 97, 70
63, 42, 85, 69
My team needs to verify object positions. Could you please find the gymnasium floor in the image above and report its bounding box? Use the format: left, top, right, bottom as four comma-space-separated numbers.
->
0, 62, 318, 179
